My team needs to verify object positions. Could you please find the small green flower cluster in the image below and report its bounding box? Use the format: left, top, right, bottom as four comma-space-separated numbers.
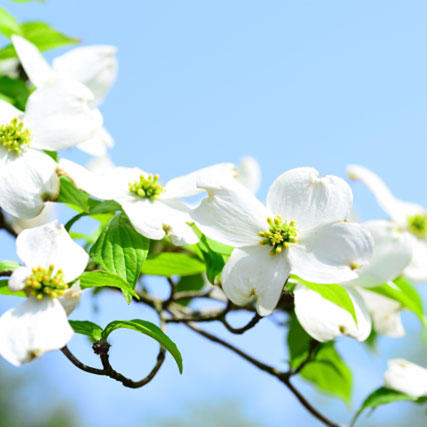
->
259, 216, 298, 255
25, 265, 68, 300
0, 118, 31, 155
408, 213, 427, 239
128, 174, 164, 200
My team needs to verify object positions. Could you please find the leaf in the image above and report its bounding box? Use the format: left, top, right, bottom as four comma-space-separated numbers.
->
0, 76, 31, 110
90, 213, 149, 287
69, 320, 103, 342
0, 7, 22, 37
0, 279, 25, 296
287, 313, 352, 402
351, 387, 418, 426
88, 199, 121, 215
175, 274, 205, 306
102, 319, 183, 373
56, 176, 91, 212
291, 275, 357, 324
0, 260, 19, 274
142, 253, 206, 276
79, 270, 139, 304
43, 150, 58, 163
0, 21, 79, 60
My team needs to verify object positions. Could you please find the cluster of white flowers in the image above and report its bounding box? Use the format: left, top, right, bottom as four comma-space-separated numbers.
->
0, 35, 424, 405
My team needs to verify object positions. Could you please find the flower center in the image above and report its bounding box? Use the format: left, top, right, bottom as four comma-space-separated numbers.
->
0, 117, 31, 154
259, 216, 298, 255
25, 265, 68, 300
128, 174, 164, 200
407, 213, 427, 239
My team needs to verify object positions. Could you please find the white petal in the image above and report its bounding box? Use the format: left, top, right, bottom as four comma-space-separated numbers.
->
403, 234, 427, 283
9, 201, 56, 234
357, 288, 405, 338
289, 222, 374, 283
52, 45, 118, 105
11, 35, 55, 87
236, 156, 261, 194
9, 266, 31, 292
222, 246, 290, 316
294, 284, 371, 342
266, 167, 353, 231
0, 297, 73, 366
17, 221, 88, 282
347, 165, 424, 225
76, 127, 114, 156
24, 79, 103, 151
191, 179, 270, 247
163, 163, 236, 199
58, 281, 82, 316
0, 99, 24, 125
0, 149, 58, 219
87, 155, 115, 173
343, 221, 412, 288
384, 359, 427, 398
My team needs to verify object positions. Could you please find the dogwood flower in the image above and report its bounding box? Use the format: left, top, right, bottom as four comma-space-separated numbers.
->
7, 202, 56, 234
236, 156, 261, 194
384, 359, 427, 398
0, 80, 102, 219
293, 220, 411, 341
58, 158, 236, 245
11, 35, 115, 156
192, 167, 374, 316
0, 221, 88, 366
347, 165, 427, 283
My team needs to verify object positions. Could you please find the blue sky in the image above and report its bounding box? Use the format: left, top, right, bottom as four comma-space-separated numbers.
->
1, 1, 427, 426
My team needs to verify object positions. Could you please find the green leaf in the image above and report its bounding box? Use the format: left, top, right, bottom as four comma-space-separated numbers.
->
0, 260, 19, 274
56, 176, 90, 212
0, 77, 31, 110
291, 275, 357, 324
69, 320, 103, 342
88, 199, 121, 215
0, 279, 25, 296
90, 213, 149, 287
287, 314, 352, 403
102, 319, 183, 373
142, 253, 206, 276
175, 274, 205, 306
0, 21, 79, 60
42, 150, 58, 163
0, 7, 22, 37
79, 270, 139, 304
351, 387, 418, 426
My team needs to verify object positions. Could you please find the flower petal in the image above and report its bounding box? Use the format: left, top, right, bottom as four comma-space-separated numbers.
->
58, 281, 82, 316
403, 234, 427, 283
266, 167, 353, 232
9, 266, 31, 292
11, 35, 55, 87
76, 127, 114, 156
52, 45, 118, 105
289, 222, 374, 283
347, 165, 424, 225
191, 179, 270, 247
0, 297, 73, 366
0, 99, 24, 125
222, 246, 290, 316
236, 156, 261, 194
8, 201, 55, 234
384, 359, 427, 398
343, 220, 412, 288
16, 221, 88, 282
24, 79, 103, 151
294, 284, 371, 342
163, 163, 236, 199
0, 149, 58, 219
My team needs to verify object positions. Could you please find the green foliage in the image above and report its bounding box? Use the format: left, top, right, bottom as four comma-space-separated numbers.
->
79, 270, 139, 304
56, 176, 91, 212
90, 213, 149, 287
0, 21, 79, 60
0, 260, 19, 274
287, 314, 352, 403
142, 253, 206, 276
175, 274, 205, 305
0, 279, 25, 296
102, 319, 183, 373
0, 77, 31, 110
197, 234, 226, 284
69, 320, 103, 342
0, 7, 22, 37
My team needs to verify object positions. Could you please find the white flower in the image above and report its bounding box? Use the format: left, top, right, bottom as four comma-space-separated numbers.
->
0, 80, 102, 219
192, 167, 374, 316
347, 165, 427, 283
11, 35, 114, 156
384, 359, 427, 398
293, 220, 411, 341
0, 221, 88, 366
59, 158, 236, 245
236, 156, 261, 194
7, 202, 56, 234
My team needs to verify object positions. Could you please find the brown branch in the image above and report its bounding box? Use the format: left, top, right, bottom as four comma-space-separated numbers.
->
220, 311, 262, 334
291, 340, 319, 376
61, 346, 105, 376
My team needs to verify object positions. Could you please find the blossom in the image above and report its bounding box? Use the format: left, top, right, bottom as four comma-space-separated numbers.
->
7, 202, 56, 234
347, 165, 427, 283
0, 80, 102, 219
0, 221, 88, 366
384, 359, 427, 398
59, 158, 236, 245
236, 156, 261, 194
11, 35, 115, 156
293, 220, 411, 341
192, 167, 374, 316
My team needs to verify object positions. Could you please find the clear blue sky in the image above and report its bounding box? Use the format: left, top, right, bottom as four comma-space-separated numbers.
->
1, 1, 427, 426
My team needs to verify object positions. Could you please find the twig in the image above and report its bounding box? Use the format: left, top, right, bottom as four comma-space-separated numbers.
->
61, 346, 105, 376
220, 312, 262, 334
